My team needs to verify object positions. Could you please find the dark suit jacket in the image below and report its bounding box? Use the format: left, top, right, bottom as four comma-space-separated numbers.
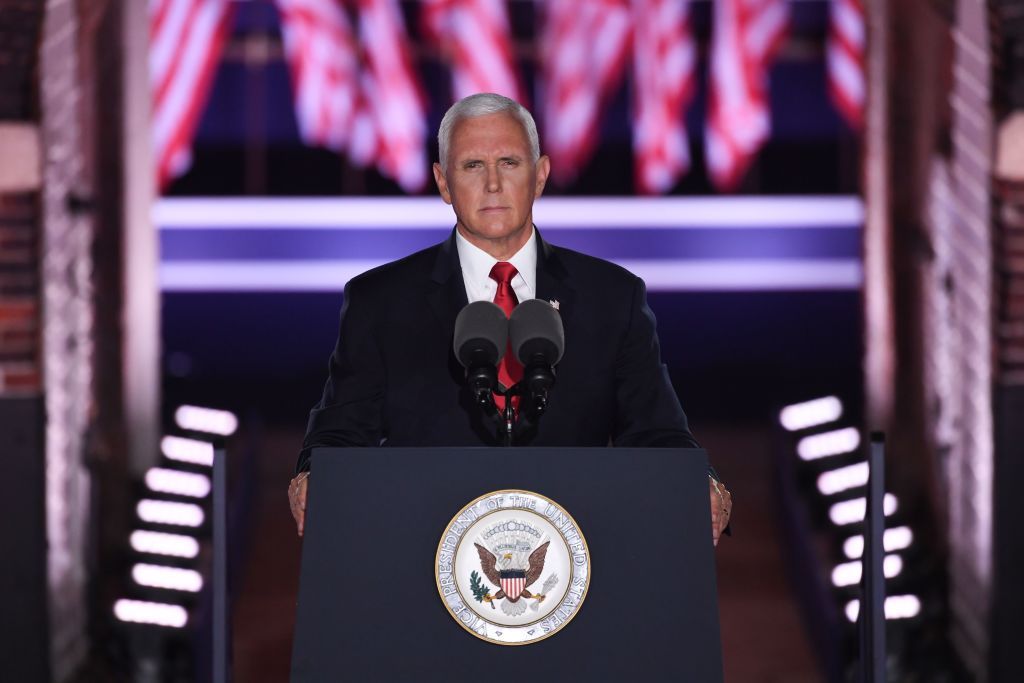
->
297, 229, 699, 471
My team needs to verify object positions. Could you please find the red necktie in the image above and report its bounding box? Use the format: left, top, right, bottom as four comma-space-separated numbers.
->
489, 262, 522, 412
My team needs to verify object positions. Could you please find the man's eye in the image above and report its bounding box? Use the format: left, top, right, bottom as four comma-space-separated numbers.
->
502, 159, 518, 167
464, 161, 482, 169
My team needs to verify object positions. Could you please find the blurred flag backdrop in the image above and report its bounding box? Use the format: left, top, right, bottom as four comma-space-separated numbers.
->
150, 0, 865, 195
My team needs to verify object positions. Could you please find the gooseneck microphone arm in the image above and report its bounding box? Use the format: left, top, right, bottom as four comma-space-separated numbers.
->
520, 351, 556, 415
496, 383, 517, 447
464, 347, 499, 410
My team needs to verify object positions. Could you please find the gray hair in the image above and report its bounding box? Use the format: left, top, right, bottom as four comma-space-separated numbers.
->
437, 93, 541, 169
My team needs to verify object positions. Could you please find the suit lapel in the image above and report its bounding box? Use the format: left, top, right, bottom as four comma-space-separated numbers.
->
533, 228, 575, 327
513, 229, 575, 444
428, 227, 573, 330
426, 229, 469, 339
428, 229, 501, 443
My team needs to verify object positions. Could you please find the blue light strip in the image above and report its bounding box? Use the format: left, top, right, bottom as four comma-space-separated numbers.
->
157, 196, 863, 292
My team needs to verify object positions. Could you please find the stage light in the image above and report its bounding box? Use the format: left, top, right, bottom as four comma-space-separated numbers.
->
174, 405, 238, 436
161, 435, 214, 466
132, 564, 204, 592
145, 468, 211, 498
797, 427, 861, 461
779, 396, 843, 431
130, 530, 200, 559
831, 555, 904, 587
843, 526, 914, 559
114, 599, 188, 628
828, 493, 897, 525
137, 499, 204, 527
156, 196, 865, 229
817, 461, 869, 496
845, 594, 922, 622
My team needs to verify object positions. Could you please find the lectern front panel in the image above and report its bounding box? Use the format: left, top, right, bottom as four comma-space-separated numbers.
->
291, 447, 723, 682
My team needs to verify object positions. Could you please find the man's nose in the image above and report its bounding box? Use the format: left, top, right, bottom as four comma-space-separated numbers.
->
486, 164, 501, 192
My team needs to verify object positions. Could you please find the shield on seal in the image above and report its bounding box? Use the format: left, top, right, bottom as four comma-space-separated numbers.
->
500, 570, 526, 601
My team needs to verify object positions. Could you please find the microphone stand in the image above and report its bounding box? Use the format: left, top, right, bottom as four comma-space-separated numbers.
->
479, 360, 555, 447
494, 384, 520, 447
494, 375, 553, 447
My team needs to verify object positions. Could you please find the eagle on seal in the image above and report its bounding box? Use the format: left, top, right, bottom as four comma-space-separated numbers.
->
474, 541, 550, 617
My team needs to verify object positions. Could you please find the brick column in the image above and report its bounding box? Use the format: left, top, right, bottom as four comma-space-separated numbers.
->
865, 0, 1000, 678
38, 0, 94, 677
943, 3, 996, 677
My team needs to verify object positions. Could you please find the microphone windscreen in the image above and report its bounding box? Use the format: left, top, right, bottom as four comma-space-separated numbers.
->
453, 301, 508, 368
509, 299, 564, 366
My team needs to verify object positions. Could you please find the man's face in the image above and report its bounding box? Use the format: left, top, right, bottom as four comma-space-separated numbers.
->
433, 112, 550, 258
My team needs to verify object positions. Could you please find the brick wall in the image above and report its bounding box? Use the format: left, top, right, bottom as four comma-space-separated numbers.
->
995, 184, 1024, 385
0, 193, 41, 395
0, 0, 45, 398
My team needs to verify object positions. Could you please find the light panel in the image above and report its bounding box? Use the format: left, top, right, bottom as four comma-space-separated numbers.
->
797, 427, 861, 461
114, 599, 188, 628
161, 435, 214, 466
156, 196, 866, 229
779, 396, 843, 431
843, 526, 914, 559
137, 499, 204, 527
145, 467, 211, 498
845, 594, 922, 622
828, 493, 897, 525
132, 563, 204, 592
174, 405, 238, 436
130, 530, 200, 559
817, 461, 870, 496
831, 554, 904, 587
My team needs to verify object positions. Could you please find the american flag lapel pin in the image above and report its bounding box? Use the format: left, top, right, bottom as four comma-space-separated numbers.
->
549, 299, 560, 311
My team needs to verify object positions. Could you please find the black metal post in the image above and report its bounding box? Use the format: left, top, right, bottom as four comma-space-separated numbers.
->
213, 444, 229, 683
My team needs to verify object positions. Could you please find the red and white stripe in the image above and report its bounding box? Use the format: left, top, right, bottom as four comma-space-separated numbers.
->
827, 0, 865, 130
150, 0, 235, 191
422, 0, 524, 103
501, 576, 525, 601
542, 0, 632, 184
631, 0, 697, 195
276, 0, 359, 151
705, 0, 789, 191
350, 0, 428, 192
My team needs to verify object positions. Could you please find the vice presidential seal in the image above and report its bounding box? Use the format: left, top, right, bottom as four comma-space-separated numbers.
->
435, 490, 590, 645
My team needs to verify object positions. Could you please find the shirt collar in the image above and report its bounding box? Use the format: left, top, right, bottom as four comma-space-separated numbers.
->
455, 226, 537, 296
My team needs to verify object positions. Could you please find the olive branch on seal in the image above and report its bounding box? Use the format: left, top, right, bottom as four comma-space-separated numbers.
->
469, 570, 492, 603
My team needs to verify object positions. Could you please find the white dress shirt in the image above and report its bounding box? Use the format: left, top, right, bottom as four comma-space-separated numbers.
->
455, 227, 537, 304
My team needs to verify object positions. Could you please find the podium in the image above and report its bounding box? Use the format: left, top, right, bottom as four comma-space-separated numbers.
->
290, 447, 723, 682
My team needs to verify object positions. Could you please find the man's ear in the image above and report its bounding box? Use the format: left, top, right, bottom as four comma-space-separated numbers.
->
433, 162, 453, 205
534, 155, 551, 197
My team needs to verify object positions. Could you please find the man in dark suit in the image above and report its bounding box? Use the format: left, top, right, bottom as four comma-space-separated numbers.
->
288, 93, 732, 543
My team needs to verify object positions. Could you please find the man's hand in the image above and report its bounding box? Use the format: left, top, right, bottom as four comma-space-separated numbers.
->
288, 471, 310, 536
710, 477, 732, 547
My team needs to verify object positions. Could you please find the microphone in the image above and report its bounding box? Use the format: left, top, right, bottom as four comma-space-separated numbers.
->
453, 301, 508, 406
508, 299, 564, 413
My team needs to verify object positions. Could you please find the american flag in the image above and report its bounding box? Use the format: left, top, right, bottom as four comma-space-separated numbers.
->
150, 0, 235, 191
826, 0, 865, 130
276, 0, 359, 151
350, 0, 429, 191
631, 0, 697, 195
422, 0, 524, 103
542, 0, 632, 185
705, 0, 789, 191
